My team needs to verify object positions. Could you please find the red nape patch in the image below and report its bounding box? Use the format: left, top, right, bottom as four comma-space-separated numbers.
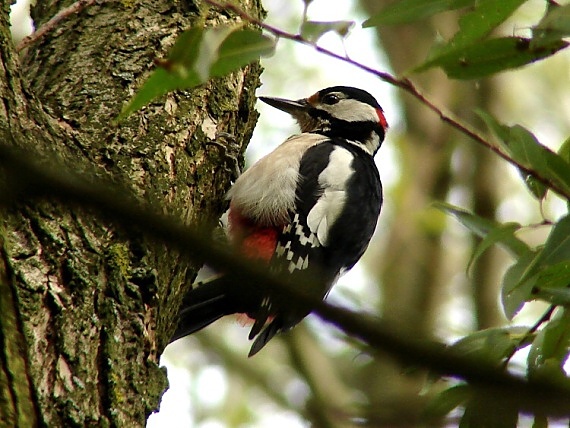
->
376, 108, 388, 130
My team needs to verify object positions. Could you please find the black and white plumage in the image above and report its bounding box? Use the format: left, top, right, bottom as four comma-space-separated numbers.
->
171, 86, 388, 356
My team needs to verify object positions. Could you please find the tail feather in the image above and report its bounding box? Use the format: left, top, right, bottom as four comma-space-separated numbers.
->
170, 278, 237, 343
248, 319, 282, 357
171, 276, 292, 357
248, 306, 270, 340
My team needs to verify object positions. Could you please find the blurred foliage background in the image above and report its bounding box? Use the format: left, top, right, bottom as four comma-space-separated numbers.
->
12, 0, 570, 426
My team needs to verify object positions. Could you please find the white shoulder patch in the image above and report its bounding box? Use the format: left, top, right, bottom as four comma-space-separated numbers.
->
306, 146, 354, 246
227, 133, 329, 226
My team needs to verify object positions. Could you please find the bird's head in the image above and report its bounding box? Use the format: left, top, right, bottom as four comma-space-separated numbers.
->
259, 86, 388, 156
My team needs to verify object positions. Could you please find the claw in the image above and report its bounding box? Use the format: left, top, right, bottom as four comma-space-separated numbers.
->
207, 132, 242, 179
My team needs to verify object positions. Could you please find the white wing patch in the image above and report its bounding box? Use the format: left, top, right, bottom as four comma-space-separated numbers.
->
306, 146, 354, 246
275, 213, 319, 273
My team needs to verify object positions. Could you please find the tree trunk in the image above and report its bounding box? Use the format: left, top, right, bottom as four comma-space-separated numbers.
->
0, 0, 263, 426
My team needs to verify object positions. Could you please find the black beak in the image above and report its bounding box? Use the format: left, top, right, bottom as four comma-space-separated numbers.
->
258, 96, 310, 115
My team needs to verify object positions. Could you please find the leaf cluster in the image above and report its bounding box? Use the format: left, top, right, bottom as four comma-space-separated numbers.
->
364, 0, 570, 79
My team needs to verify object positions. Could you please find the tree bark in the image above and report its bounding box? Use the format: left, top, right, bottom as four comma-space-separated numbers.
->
0, 0, 263, 426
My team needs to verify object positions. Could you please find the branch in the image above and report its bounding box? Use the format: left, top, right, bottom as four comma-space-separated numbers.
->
1, 145, 570, 416
16, 0, 99, 52
503, 305, 556, 367
203, 0, 570, 201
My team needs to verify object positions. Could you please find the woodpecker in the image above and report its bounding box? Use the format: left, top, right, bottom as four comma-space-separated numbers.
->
171, 86, 388, 356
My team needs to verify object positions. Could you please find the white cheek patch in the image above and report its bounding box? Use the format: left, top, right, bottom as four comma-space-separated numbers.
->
322, 99, 378, 123
307, 146, 354, 246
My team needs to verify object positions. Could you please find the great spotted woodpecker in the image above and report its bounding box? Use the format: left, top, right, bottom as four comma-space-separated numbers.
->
171, 86, 388, 356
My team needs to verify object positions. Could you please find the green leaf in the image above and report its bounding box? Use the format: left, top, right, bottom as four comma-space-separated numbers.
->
210, 30, 275, 77
414, 0, 565, 77
507, 125, 570, 199
118, 26, 275, 120
118, 68, 202, 121
510, 126, 570, 197
478, 112, 570, 197
530, 216, 570, 304
558, 136, 570, 164
300, 20, 354, 43
446, 0, 527, 52
559, 137, 570, 211
433, 202, 529, 257
527, 309, 570, 383
416, 37, 568, 79
423, 383, 471, 420
534, 287, 570, 306
502, 249, 541, 319
449, 326, 530, 365
535, 215, 570, 267
508, 125, 551, 170
535, 261, 570, 291
532, 4, 570, 47
467, 222, 521, 273
193, 25, 241, 81
166, 26, 206, 73
502, 216, 570, 317
476, 109, 511, 148
362, 0, 474, 27
118, 27, 204, 120
523, 175, 548, 200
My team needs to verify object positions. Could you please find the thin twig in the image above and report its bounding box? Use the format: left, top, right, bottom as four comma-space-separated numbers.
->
203, 0, 570, 201
503, 305, 556, 368
1, 145, 570, 416
16, 0, 99, 52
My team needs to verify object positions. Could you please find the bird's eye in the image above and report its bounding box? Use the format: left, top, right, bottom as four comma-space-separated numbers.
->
322, 94, 340, 105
